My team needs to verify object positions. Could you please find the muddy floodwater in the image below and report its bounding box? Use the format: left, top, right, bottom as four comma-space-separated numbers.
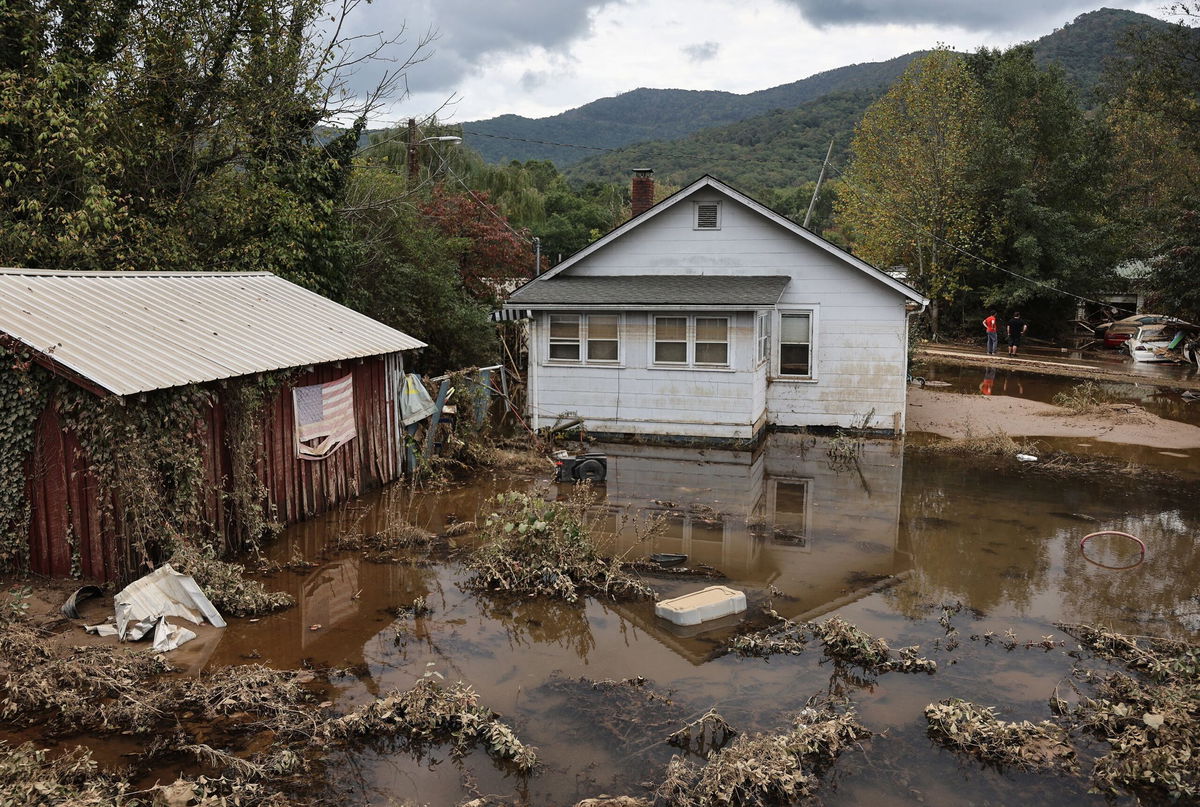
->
196, 435, 1200, 805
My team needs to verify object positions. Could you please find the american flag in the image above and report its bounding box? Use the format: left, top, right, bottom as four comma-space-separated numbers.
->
292, 374, 357, 460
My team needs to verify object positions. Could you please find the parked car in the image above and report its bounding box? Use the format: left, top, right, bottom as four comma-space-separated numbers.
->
1127, 323, 1193, 362
1103, 314, 1184, 348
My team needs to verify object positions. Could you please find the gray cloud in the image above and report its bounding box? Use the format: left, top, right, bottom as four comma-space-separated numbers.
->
780, 0, 1097, 30
330, 0, 619, 101
682, 41, 720, 62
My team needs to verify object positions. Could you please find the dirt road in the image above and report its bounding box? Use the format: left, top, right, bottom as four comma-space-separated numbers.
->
917, 345, 1200, 391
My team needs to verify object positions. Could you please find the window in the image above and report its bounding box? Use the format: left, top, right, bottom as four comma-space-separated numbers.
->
586, 314, 619, 362
654, 317, 688, 364
653, 315, 732, 368
779, 312, 812, 377
694, 201, 721, 230
547, 313, 621, 364
756, 311, 771, 365
548, 314, 580, 361
694, 317, 729, 365
771, 479, 809, 548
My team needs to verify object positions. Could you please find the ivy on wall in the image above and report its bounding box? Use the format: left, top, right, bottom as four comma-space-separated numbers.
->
0, 354, 289, 578
0, 348, 49, 570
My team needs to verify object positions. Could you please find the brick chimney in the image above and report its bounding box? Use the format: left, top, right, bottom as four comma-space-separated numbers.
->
631, 168, 654, 218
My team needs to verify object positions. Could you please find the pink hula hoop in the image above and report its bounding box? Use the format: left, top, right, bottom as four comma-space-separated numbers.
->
1079, 531, 1146, 570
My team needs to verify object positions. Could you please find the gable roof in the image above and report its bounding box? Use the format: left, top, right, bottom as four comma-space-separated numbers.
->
508, 275, 790, 308
514, 175, 928, 305
0, 269, 425, 396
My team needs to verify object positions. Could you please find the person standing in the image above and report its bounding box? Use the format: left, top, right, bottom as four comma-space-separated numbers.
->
1007, 311, 1028, 356
982, 311, 999, 355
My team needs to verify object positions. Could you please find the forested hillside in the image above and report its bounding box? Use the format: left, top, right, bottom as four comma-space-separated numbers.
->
459, 53, 923, 165
562, 90, 877, 194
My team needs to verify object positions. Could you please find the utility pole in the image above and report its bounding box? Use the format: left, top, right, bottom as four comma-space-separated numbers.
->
803, 137, 835, 230
407, 118, 419, 185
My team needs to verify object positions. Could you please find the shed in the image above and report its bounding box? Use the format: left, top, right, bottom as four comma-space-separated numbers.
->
505, 174, 929, 444
0, 269, 425, 582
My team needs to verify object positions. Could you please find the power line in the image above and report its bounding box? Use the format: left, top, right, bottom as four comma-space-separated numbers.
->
460, 128, 617, 152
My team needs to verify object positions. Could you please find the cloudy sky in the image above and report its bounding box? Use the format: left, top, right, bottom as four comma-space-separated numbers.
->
334, 0, 1171, 125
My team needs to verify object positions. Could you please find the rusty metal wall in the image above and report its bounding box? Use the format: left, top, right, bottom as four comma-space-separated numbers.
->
25, 355, 403, 582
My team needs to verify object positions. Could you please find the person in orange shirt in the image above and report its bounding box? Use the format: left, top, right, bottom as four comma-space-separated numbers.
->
982, 311, 999, 355
980, 366, 995, 395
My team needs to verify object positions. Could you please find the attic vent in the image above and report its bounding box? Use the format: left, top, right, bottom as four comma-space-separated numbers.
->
694, 201, 721, 230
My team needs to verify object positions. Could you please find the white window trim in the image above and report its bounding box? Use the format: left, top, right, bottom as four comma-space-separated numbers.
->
543, 312, 624, 366
693, 200, 722, 230
773, 306, 819, 382
755, 310, 771, 367
650, 314, 733, 370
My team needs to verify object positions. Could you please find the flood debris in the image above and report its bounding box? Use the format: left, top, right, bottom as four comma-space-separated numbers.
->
321, 678, 537, 771
466, 489, 653, 602
666, 708, 737, 754
169, 542, 294, 618
924, 699, 1076, 772
728, 610, 808, 658
333, 521, 435, 560
60, 584, 103, 619
654, 700, 869, 806
813, 617, 937, 674
109, 563, 225, 645
0, 741, 134, 805
1057, 623, 1200, 800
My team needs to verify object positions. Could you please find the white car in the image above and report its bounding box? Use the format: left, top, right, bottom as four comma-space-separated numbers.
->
1127, 324, 1191, 362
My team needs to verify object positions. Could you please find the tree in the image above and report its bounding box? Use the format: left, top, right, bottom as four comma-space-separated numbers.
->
836, 50, 985, 337
0, 0, 413, 297
417, 186, 534, 299
964, 46, 1116, 325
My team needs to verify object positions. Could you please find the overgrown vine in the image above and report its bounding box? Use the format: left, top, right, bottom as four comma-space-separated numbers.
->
56, 380, 215, 575
223, 373, 289, 553
0, 347, 49, 571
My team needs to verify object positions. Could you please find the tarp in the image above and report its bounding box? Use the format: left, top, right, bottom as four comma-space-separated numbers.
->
399, 373, 437, 426
114, 563, 226, 642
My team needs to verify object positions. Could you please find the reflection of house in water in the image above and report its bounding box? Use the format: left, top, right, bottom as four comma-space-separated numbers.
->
594, 434, 909, 662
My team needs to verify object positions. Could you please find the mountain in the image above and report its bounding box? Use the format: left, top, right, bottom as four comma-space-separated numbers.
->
459, 53, 925, 166
1030, 7, 1172, 101
458, 8, 1171, 171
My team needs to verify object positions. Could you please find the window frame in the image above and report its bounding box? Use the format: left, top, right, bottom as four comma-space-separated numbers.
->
650, 314, 734, 370
767, 478, 812, 552
755, 310, 771, 366
544, 312, 623, 366
774, 307, 818, 381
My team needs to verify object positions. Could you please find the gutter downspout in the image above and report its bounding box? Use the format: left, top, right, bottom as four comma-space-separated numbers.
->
900, 299, 928, 435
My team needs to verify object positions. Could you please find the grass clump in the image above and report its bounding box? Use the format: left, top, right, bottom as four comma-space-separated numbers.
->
925, 699, 1076, 772
322, 678, 537, 771
914, 429, 1039, 458
1052, 381, 1111, 414
170, 542, 294, 618
466, 488, 652, 602
655, 701, 869, 806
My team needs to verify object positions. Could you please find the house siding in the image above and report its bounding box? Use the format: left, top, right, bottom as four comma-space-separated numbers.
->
521, 184, 916, 439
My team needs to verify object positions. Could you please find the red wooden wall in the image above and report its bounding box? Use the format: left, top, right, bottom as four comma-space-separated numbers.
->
25, 355, 403, 581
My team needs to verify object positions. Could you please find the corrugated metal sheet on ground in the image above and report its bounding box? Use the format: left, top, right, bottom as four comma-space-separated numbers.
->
0, 268, 426, 395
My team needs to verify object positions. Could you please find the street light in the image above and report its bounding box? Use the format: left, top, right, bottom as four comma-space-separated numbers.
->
407, 119, 462, 183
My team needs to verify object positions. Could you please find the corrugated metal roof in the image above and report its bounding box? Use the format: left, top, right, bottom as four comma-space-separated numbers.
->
507, 275, 790, 306
0, 269, 426, 396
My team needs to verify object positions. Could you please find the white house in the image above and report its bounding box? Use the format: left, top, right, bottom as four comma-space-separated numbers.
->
505, 173, 928, 444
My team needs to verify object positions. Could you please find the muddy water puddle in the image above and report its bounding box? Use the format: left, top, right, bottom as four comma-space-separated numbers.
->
194, 436, 1200, 805
917, 363, 1200, 428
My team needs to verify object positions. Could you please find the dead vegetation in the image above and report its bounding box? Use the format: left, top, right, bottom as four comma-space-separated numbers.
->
333, 521, 435, 560
654, 699, 869, 806
1057, 623, 1200, 800
910, 429, 1040, 458
0, 612, 538, 802
320, 678, 537, 772
924, 699, 1076, 772
667, 708, 737, 754
727, 612, 935, 674
169, 542, 294, 617
1051, 381, 1111, 414
465, 488, 653, 602
541, 674, 684, 749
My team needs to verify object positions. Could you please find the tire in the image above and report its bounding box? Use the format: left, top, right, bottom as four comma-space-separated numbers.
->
575, 459, 605, 482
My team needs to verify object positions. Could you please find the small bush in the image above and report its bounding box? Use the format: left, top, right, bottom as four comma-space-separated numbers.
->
169, 543, 294, 618
1052, 381, 1111, 414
